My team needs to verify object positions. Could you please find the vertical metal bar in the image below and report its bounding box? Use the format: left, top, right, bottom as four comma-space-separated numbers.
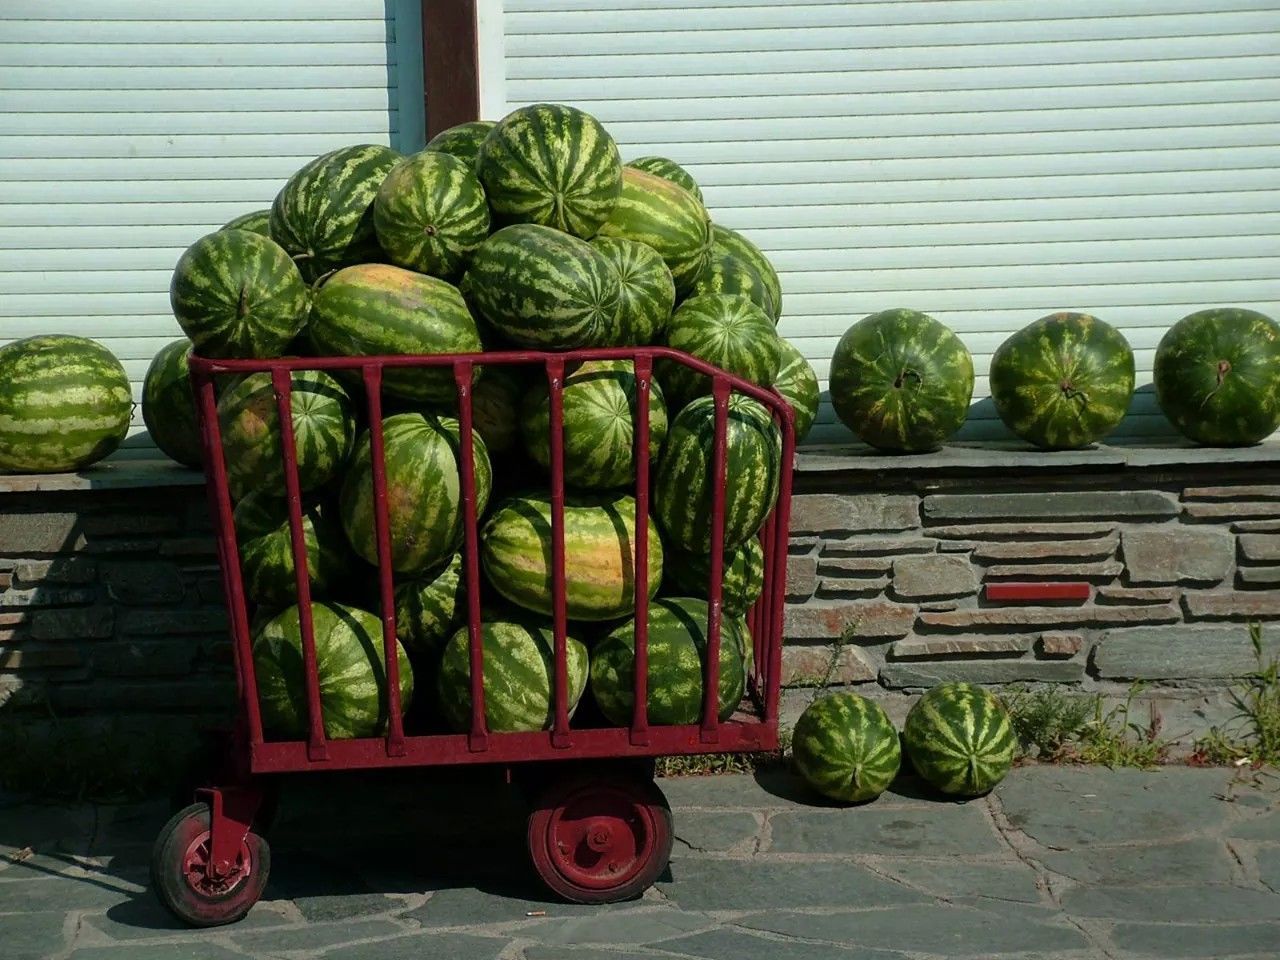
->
454, 361, 488, 752
757, 512, 776, 704
546, 357, 572, 748
701, 377, 731, 743
630, 355, 652, 745
766, 403, 797, 725
361, 365, 406, 757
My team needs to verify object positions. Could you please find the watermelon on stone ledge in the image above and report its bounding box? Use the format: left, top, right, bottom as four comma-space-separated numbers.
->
141, 338, 202, 468
792, 693, 901, 804
903, 682, 1016, 797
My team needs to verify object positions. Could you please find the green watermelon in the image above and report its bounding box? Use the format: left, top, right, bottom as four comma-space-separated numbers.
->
476, 103, 621, 238
689, 250, 776, 321
1153, 308, 1280, 446
437, 618, 589, 733
425, 120, 497, 169
590, 236, 675, 345
269, 143, 402, 283
0, 335, 132, 474
481, 491, 663, 621
170, 229, 308, 359
773, 338, 820, 443
626, 156, 704, 202
464, 224, 619, 349
792, 693, 902, 804
141, 339, 201, 468
829, 309, 974, 453
447, 366, 528, 457
221, 209, 271, 235
659, 293, 781, 409
590, 597, 747, 727
308, 263, 483, 404
253, 601, 414, 740
374, 151, 490, 278
520, 359, 668, 490
340, 412, 492, 575
711, 225, 782, 321
990, 312, 1135, 450
216, 369, 355, 501
598, 167, 712, 295
394, 552, 465, 657
664, 538, 764, 618
903, 682, 1016, 797
234, 492, 352, 607
655, 394, 781, 553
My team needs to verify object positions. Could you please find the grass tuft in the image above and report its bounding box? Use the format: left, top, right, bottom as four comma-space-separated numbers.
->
1192, 623, 1280, 769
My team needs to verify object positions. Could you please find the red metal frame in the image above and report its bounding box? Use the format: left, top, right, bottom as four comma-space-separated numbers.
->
188, 347, 794, 777
985, 582, 1091, 603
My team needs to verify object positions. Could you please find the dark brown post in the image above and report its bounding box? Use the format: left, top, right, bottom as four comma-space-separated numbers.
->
422, 0, 482, 138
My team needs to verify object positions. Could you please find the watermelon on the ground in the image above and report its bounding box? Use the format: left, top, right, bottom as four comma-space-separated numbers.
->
990, 312, 1135, 450
664, 538, 764, 617
374, 151, 490, 278
659, 293, 780, 410
425, 120, 497, 169
689, 250, 776, 321
590, 236, 675, 345
170, 229, 308, 359
829, 308, 974, 453
141, 339, 202, 468
520, 359, 668, 490
903, 682, 1016, 797
253, 601, 414, 740
1153, 308, 1280, 446
220, 209, 271, 235
0, 336, 132, 474
626, 156, 704, 202
394, 552, 465, 657
711, 225, 782, 321
597, 166, 712, 294
792, 693, 902, 804
773, 338, 820, 443
234, 493, 353, 607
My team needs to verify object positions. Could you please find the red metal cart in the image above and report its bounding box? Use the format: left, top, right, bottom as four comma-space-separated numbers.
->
153, 347, 794, 926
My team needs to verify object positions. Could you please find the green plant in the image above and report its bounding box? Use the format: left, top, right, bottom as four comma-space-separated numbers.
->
1004, 686, 1098, 760
1193, 623, 1280, 768
1077, 684, 1172, 769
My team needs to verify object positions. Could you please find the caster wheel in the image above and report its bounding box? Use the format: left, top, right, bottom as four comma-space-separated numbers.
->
528, 773, 673, 903
151, 802, 270, 927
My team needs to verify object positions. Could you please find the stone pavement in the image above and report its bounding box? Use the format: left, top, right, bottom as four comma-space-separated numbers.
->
0, 764, 1277, 959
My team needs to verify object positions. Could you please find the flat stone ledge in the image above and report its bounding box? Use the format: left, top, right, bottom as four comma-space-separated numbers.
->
0, 459, 204, 494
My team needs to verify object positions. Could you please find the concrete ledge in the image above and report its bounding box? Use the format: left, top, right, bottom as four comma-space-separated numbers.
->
0, 460, 205, 495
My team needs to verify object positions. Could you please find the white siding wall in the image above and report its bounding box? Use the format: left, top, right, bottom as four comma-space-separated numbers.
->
0, 0, 425, 457
499, 0, 1280, 443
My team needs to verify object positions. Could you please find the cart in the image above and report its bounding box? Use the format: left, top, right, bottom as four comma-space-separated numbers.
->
153, 347, 794, 926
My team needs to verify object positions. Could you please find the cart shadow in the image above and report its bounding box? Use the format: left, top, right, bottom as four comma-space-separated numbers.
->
751, 765, 970, 806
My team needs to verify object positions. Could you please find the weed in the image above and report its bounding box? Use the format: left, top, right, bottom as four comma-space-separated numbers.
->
1076, 684, 1172, 769
1004, 686, 1097, 760
1004, 683, 1172, 768
1192, 623, 1280, 769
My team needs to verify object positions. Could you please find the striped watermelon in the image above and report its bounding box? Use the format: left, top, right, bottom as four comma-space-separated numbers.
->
712, 226, 781, 320
374, 151, 490, 278
141, 339, 201, 468
626, 156, 704, 202
253, 601, 414, 740
476, 103, 622, 238
234, 493, 353, 607
590, 236, 675, 345
598, 167, 712, 295
425, 120, 497, 169
464, 224, 619, 349
655, 394, 782, 553
903, 682, 1016, 797
829, 309, 974, 453
451, 366, 528, 458
1154, 308, 1280, 446
309, 263, 483, 404
339, 412, 492, 575
773, 338, 820, 443
481, 491, 663, 621
394, 552, 465, 657
269, 143, 402, 283
664, 538, 764, 617
793, 693, 902, 804
0, 336, 132, 474
689, 250, 776, 322
170, 229, 308, 359
216, 369, 355, 501
520, 359, 668, 490
590, 597, 747, 727
221, 210, 271, 235
659, 293, 781, 409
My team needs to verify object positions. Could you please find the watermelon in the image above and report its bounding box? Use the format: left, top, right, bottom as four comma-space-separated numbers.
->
394, 552, 465, 657
590, 597, 747, 727
990, 312, 1135, 450
481, 491, 663, 621
903, 682, 1016, 797
655, 394, 782, 553
689, 250, 776, 321
170, 229, 308, 359
269, 143, 402, 283
308, 263, 483, 404
374, 151, 490, 278
141, 339, 201, 468
437, 618, 589, 732
234, 492, 352, 607
476, 103, 622, 238
590, 236, 675, 345
216, 369, 355, 501
773, 338, 820, 443
520, 359, 668, 490
221, 209, 271, 235
664, 538, 764, 618
659, 293, 781, 410
436, 366, 528, 457
792, 693, 902, 804
711, 225, 782, 321
626, 156, 704, 202
0, 335, 132, 474
598, 167, 712, 295
829, 309, 974, 453
464, 224, 619, 349
425, 120, 497, 169
253, 601, 414, 740
1153, 308, 1280, 446
340, 412, 492, 575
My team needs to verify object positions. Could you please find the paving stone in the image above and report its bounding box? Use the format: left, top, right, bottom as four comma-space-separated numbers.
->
82, 895, 291, 940
924, 491, 1178, 522
1227, 809, 1280, 841
786, 554, 817, 599
769, 803, 999, 856
817, 556, 892, 577
522, 908, 714, 945
926, 521, 1117, 541
891, 554, 978, 600
984, 560, 1124, 580
69, 946, 247, 960
672, 810, 760, 852
293, 892, 407, 923
660, 772, 791, 810
0, 911, 67, 960
232, 918, 404, 952
789, 494, 919, 535
918, 604, 1179, 630
1258, 846, 1280, 892
821, 537, 935, 557
881, 657, 1083, 687
1037, 631, 1085, 657
973, 535, 1119, 563
782, 643, 876, 686
1096, 585, 1179, 605
404, 887, 630, 928
889, 634, 1030, 658
1185, 590, 1280, 619
1094, 625, 1280, 679
0, 874, 136, 913
1240, 534, 1280, 563
1061, 884, 1280, 922
658, 927, 901, 960
658, 858, 930, 911
323, 932, 510, 960
1109, 921, 1280, 957
525, 949, 685, 960
101, 561, 185, 605
1042, 838, 1236, 885
28, 606, 114, 640
784, 600, 915, 641
875, 860, 1043, 904
1239, 566, 1280, 586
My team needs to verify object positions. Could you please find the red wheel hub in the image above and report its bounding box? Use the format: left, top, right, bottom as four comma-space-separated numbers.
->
182, 830, 253, 898
546, 786, 657, 890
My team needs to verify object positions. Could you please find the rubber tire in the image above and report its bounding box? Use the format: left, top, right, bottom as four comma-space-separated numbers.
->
151, 802, 271, 928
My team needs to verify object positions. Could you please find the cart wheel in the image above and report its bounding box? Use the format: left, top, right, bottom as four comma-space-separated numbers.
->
151, 802, 270, 927
528, 773, 673, 903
